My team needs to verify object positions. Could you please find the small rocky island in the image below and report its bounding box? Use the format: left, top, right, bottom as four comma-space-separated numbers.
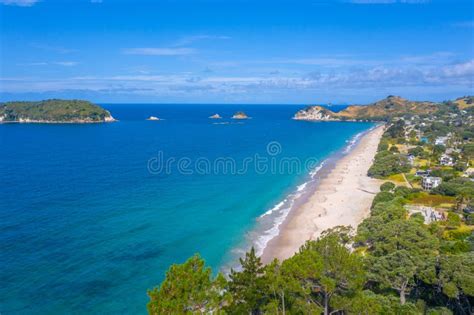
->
209, 113, 222, 119
0, 99, 116, 123
232, 111, 249, 119
293, 106, 339, 121
146, 116, 161, 121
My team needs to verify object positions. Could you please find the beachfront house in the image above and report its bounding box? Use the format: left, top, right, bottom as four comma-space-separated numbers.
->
406, 205, 445, 224
435, 136, 448, 146
422, 176, 442, 190
439, 154, 454, 166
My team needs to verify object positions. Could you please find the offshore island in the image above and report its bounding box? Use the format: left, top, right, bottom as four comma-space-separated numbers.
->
0, 99, 115, 123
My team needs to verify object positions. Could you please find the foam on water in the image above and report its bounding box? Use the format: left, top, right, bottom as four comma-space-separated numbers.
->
343, 131, 363, 153
251, 161, 326, 257
260, 200, 287, 217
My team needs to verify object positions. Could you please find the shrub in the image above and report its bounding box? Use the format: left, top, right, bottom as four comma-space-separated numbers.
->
368, 151, 410, 178
371, 192, 395, 208
389, 145, 400, 153
380, 182, 396, 192
445, 212, 461, 229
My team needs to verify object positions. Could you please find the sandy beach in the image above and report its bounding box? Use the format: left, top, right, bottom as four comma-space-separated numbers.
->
261, 124, 385, 263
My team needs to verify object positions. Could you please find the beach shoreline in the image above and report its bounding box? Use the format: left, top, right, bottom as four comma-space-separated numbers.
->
261, 124, 385, 263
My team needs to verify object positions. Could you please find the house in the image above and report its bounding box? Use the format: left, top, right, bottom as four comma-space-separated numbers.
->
439, 154, 454, 166
407, 154, 415, 166
445, 148, 460, 155
406, 205, 445, 224
415, 169, 431, 177
435, 137, 448, 146
463, 206, 474, 215
422, 176, 442, 190
464, 167, 474, 177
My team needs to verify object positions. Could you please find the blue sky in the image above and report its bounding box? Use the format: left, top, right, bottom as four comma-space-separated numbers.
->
0, 0, 473, 104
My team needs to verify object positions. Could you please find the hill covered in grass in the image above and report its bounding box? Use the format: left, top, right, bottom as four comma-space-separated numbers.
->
0, 99, 116, 123
453, 96, 474, 109
293, 95, 455, 121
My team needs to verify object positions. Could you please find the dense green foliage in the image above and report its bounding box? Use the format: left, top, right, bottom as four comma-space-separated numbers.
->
148, 208, 473, 314
380, 181, 396, 192
0, 99, 113, 122
368, 150, 410, 178
367, 121, 411, 178
147, 255, 229, 314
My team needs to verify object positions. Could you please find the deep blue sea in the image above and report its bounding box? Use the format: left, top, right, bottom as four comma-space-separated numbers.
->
0, 104, 373, 314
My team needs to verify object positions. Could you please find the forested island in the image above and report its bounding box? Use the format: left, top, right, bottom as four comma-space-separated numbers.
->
0, 99, 116, 123
147, 96, 473, 314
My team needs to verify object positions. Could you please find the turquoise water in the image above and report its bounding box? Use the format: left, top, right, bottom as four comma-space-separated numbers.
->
0, 104, 373, 314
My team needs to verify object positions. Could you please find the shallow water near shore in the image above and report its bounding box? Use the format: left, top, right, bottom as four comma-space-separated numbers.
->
0, 104, 373, 314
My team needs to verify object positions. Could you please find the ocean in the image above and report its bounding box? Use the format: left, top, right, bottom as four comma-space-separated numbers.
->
0, 104, 373, 314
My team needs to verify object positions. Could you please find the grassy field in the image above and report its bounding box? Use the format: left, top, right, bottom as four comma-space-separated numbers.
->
387, 173, 406, 183
407, 192, 456, 208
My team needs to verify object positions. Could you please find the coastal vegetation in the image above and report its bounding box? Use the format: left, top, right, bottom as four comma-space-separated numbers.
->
293, 95, 469, 122
147, 96, 473, 314
147, 187, 473, 314
0, 99, 115, 123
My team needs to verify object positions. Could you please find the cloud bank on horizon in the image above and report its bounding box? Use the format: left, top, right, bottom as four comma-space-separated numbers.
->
0, 0, 472, 104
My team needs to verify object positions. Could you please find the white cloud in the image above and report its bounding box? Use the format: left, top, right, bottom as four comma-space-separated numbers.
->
441, 60, 474, 78
17, 62, 48, 66
1, 0, 38, 6
17, 61, 78, 67
173, 35, 231, 47
53, 61, 78, 66
122, 47, 196, 56
4, 59, 472, 95
30, 43, 76, 54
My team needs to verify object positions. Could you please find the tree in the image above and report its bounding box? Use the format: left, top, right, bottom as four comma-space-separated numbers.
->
380, 181, 396, 192
371, 191, 395, 208
394, 186, 413, 198
227, 247, 266, 314
370, 202, 407, 222
280, 247, 325, 314
437, 253, 474, 301
305, 233, 365, 315
369, 250, 419, 305
147, 254, 228, 314
369, 219, 439, 257
445, 212, 461, 229
368, 151, 410, 178
386, 120, 405, 138
378, 141, 389, 151
433, 144, 446, 156
389, 145, 400, 153
408, 146, 426, 157
262, 259, 294, 315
